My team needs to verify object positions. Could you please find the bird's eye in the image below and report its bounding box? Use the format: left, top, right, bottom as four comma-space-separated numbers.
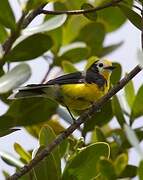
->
98, 63, 103, 68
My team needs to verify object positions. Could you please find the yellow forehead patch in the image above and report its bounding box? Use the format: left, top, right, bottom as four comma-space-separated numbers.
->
99, 59, 112, 66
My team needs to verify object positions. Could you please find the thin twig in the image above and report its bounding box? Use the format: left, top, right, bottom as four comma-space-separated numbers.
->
40, 0, 122, 15
7, 65, 142, 180
22, 3, 47, 28
41, 64, 53, 83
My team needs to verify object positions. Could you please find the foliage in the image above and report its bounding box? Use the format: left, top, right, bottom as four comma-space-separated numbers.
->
0, 0, 143, 179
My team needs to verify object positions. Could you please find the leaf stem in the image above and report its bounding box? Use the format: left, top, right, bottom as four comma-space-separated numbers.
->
40, 0, 123, 15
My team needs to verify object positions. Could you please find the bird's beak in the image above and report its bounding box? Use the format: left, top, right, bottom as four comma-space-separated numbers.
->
104, 66, 116, 71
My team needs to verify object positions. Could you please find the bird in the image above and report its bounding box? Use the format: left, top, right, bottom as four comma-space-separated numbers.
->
9, 59, 115, 120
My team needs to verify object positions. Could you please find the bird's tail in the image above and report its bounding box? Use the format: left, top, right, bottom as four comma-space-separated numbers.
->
8, 84, 57, 99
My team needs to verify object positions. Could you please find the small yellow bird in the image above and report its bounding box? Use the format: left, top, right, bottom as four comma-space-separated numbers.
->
11, 59, 115, 116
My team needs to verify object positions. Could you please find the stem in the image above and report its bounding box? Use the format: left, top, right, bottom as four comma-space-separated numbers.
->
7, 65, 142, 180
40, 0, 122, 15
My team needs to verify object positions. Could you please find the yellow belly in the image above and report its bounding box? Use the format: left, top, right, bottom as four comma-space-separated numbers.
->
61, 83, 108, 110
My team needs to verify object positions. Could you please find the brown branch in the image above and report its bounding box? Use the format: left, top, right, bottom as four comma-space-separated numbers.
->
40, 0, 122, 15
7, 65, 142, 180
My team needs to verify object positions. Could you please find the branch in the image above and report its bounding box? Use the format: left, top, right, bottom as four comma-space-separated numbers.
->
7, 65, 142, 180
40, 0, 122, 15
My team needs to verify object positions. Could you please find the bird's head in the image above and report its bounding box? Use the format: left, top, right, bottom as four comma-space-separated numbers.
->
88, 59, 115, 80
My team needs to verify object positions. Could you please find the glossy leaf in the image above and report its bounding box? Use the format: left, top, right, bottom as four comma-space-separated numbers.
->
77, 22, 105, 56
131, 85, 143, 121
22, 14, 67, 36
40, 126, 61, 175
0, 151, 24, 168
0, 98, 58, 129
0, 128, 20, 138
0, 24, 8, 43
26, 0, 47, 10
112, 95, 126, 127
14, 143, 31, 163
62, 142, 110, 180
63, 16, 88, 45
91, 126, 106, 143
83, 100, 113, 134
138, 160, 143, 180
114, 153, 128, 176
98, 158, 116, 179
101, 42, 123, 57
0, 0, 16, 30
58, 47, 89, 64
124, 79, 135, 108
4, 34, 53, 62
119, 4, 142, 30
0, 64, 31, 94
81, 3, 97, 21
119, 165, 137, 178
110, 62, 122, 85
95, 0, 133, 32
33, 126, 61, 180
62, 61, 78, 73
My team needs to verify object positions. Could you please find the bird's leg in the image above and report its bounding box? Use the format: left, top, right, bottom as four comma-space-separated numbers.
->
65, 105, 76, 123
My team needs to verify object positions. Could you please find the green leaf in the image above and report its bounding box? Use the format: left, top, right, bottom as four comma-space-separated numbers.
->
40, 126, 61, 175
58, 46, 89, 64
47, 27, 63, 54
114, 153, 128, 176
112, 95, 126, 127
62, 142, 110, 180
33, 126, 61, 180
14, 143, 31, 163
110, 62, 122, 85
119, 4, 142, 30
23, 14, 67, 35
100, 42, 123, 57
91, 126, 106, 143
124, 79, 135, 108
0, 0, 16, 30
0, 63, 31, 94
119, 165, 137, 178
0, 151, 24, 168
83, 100, 113, 134
62, 61, 78, 73
98, 158, 116, 179
0, 128, 20, 138
63, 16, 88, 45
77, 22, 105, 56
138, 160, 143, 180
0, 24, 8, 43
4, 34, 53, 62
26, 0, 47, 10
95, 0, 133, 32
81, 3, 97, 21
0, 98, 58, 129
131, 85, 143, 121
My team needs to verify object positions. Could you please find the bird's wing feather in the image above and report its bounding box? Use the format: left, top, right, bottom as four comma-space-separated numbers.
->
46, 72, 84, 85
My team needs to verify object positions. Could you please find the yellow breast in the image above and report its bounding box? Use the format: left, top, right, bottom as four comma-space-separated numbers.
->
60, 83, 108, 110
